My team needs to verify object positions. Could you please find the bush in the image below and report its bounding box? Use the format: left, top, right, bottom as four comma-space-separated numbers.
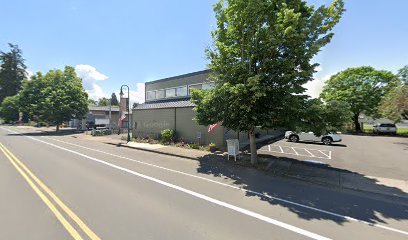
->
160, 129, 175, 143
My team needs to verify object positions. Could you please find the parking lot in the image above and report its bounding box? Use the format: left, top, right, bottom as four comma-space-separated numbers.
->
259, 134, 408, 181
262, 144, 332, 160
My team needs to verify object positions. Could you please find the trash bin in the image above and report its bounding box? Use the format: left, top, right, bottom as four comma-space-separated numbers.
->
226, 139, 239, 161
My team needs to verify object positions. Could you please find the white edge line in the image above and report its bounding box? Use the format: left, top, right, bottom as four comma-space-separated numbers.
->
3, 127, 408, 237
1, 127, 330, 240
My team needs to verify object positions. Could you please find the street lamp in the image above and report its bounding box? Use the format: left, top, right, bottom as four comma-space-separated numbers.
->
120, 85, 131, 142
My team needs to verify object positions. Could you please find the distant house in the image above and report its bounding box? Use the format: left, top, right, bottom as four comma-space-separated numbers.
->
69, 105, 121, 129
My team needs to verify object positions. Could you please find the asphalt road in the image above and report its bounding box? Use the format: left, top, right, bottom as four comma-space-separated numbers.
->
1, 126, 407, 240
259, 134, 408, 180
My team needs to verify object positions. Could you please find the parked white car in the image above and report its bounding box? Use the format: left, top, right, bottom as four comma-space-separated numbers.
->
373, 123, 397, 135
284, 131, 342, 145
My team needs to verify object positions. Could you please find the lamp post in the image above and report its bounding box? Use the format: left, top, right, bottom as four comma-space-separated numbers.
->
120, 85, 131, 142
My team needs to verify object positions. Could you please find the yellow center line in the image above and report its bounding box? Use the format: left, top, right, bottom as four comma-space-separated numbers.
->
0, 142, 101, 240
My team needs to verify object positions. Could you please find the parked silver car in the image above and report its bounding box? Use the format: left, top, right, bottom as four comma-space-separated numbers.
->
373, 123, 397, 135
285, 131, 342, 145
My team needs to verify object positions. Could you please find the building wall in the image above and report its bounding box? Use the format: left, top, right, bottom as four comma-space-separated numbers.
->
146, 70, 211, 96
132, 107, 224, 147
133, 108, 175, 139
175, 107, 224, 147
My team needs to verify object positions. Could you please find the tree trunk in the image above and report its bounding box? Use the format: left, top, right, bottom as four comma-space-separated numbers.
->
56, 124, 60, 132
248, 128, 258, 165
353, 113, 361, 132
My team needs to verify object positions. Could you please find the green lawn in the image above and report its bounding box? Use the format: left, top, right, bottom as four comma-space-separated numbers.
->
398, 128, 408, 136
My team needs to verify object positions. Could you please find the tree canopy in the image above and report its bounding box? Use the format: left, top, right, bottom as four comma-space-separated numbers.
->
294, 99, 352, 136
19, 66, 89, 131
111, 92, 119, 105
320, 66, 400, 132
0, 43, 27, 103
97, 97, 110, 106
192, 0, 345, 164
87, 98, 97, 105
379, 85, 408, 122
397, 65, 408, 85
0, 95, 20, 123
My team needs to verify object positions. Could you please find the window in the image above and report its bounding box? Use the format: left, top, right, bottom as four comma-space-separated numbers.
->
189, 84, 202, 94
156, 89, 165, 99
176, 86, 187, 96
202, 82, 215, 90
166, 88, 176, 98
146, 91, 156, 100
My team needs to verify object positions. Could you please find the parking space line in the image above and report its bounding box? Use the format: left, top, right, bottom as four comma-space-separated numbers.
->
304, 149, 315, 157
291, 147, 299, 155
278, 145, 284, 153
262, 144, 332, 160
318, 150, 331, 159
263, 150, 331, 160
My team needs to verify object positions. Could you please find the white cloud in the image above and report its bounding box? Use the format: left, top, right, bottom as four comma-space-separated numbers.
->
75, 64, 108, 100
26, 70, 33, 78
315, 65, 323, 72
132, 83, 145, 104
303, 73, 334, 99
25, 70, 33, 80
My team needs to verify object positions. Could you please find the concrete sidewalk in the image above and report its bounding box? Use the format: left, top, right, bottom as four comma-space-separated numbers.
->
13, 126, 408, 201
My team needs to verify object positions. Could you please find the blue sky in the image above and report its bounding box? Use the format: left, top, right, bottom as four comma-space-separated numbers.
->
1, 0, 407, 102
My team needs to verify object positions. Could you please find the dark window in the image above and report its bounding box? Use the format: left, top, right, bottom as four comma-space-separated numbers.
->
380, 123, 396, 127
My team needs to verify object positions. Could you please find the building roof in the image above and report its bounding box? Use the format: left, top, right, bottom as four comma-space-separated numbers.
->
88, 105, 120, 112
146, 69, 212, 85
134, 100, 195, 110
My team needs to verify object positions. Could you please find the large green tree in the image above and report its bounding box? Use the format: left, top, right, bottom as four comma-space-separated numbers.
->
19, 66, 89, 131
0, 95, 20, 123
321, 66, 400, 132
191, 0, 345, 164
0, 43, 27, 103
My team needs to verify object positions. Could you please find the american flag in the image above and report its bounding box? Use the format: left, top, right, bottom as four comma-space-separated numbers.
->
208, 123, 219, 133
118, 114, 127, 127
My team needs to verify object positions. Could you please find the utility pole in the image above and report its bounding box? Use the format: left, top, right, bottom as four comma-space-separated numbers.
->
120, 85, 131, 142
108, 98, 112, 130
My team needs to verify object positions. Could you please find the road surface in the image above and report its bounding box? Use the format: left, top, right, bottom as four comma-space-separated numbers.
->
0, 126, 407, 239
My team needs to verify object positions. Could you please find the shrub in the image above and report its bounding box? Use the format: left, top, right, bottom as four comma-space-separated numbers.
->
160, 129, 175, 143
187, 143, 199, 149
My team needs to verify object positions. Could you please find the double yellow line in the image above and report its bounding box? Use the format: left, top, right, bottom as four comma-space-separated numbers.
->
0, 142, 100, 240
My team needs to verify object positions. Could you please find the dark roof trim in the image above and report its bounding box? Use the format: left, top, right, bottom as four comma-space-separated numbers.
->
146, 69, 212, 85
134, 100, 195, 110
